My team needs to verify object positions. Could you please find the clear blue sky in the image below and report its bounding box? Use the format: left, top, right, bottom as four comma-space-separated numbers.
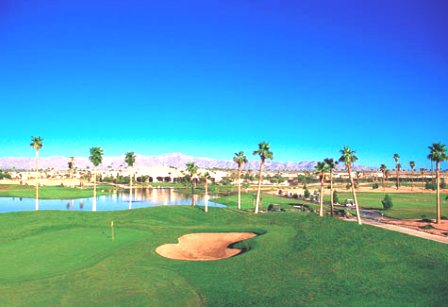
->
0, 0, 447, 169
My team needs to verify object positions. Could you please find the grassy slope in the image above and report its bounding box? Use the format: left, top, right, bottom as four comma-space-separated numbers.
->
0, 184, 114, 199
330, 191, 448, 219
1, 206, 447, 306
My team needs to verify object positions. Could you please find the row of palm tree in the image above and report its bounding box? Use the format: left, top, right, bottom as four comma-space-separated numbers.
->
28, 137, 447, 223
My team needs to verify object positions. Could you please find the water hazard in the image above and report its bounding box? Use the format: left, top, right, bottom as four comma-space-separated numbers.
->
0, 188, 225, 213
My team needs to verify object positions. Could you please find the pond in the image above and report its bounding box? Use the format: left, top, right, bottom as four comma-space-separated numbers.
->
0, 188, 225, 213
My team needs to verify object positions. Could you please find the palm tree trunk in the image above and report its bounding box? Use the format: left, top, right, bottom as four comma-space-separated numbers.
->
329, 171, 334, 217
411, 169, 414, 191
129, 171, 133, 210
396, 163, 399, 190
381, 172, 385, 191
35, 150, 39, 211
92, 167, 97, 212
319, 179, 324, 217
255, 160, 264, 214
204, 180, 208, 213
436, 163, 441, 224
348, 167, 362, 225
237, 167, 242, 210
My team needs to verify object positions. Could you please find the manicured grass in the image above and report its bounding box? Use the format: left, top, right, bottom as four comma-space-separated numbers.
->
330, 191, 448, 219
0, 207, 447, 306
0, 184, 115, 199
212, 192, 319, 211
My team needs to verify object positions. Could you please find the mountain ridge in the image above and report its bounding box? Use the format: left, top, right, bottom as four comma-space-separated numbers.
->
0, 153, 375, 171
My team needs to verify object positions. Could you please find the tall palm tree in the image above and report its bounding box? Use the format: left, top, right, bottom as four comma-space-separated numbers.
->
315, 161, 330, 217
409, 161, 415, 191
68, 157, 75, 188
393, 153, 400, 190
201, 172, 212, 212
339, 146, 362, 225
125, 152, 136, 209
427, 143, 448, 224
233, 151, 248, 210
324, 158, 338, 216
30, 136, 43, 211
379, 164, 387, 190
89, 147, 104, 212
253, 142, 273, 214
185, 162, 199, 206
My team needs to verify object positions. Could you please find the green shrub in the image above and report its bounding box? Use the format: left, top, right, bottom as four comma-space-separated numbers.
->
381, 194, 393, 210
304, 188, 311, 199
372, 183, 379, 189
333, 190, 339, 204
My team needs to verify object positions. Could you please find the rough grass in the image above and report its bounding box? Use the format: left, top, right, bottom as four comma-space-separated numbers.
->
331, 191, 448, 219
1, 206, 447, 306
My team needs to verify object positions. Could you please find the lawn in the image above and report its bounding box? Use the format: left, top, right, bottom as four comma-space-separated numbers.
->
1, 206, 447, 306
0, 184, 115, 199
331, 191, 448, 219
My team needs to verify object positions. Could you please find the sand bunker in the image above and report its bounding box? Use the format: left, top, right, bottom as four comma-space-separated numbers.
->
156, 232, 257, 261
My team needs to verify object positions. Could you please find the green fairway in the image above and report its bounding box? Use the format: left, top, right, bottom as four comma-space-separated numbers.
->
1, 206, 447, 306
330, 191, 448, 219
212, 192, 319, 211
0, 184, 115, 199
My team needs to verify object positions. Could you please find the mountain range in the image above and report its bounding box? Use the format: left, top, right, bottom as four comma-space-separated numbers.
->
0, 153, 375, 171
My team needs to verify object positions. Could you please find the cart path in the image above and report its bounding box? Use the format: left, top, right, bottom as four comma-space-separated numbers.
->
346, 219, 448, 244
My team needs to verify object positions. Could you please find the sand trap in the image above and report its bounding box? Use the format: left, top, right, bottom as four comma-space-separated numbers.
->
156, 232, 257, 261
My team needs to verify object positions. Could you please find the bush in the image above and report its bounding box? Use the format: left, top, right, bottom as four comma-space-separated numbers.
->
304, 188, 310, 199
425, 181, 436, 190
333, 190, 339, 204
372, 183, 379, 189
381, 194, 393, 210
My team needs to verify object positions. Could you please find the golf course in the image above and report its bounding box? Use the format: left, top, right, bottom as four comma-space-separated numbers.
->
1, 194, 447, 306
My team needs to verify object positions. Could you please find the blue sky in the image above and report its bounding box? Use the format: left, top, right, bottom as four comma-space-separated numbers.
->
0, 0, 447, 169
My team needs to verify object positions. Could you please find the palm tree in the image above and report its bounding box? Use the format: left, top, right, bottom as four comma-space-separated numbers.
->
125, 152, 136, 209
427, 143, 448, 224
379, 164, 387, 191
201, 172, 212, 212
89, 147, 104, 212
185, 162, 199, 206
409, 161, 415, 191
233, 151, 248, 210
315, 161, 330, 217
68, 157, 75, 188
339, 146, 362, 225
393, 153, 400, 189
30, 136, 43, 211
253, 142, 273, 214
324, 158, 338, 216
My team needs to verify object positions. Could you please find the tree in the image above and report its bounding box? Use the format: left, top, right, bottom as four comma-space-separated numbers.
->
427, 143, 447, 224
381, 194, 393, 210
68, 157, 75, 188
379, 164, 387, 191
125, 152, 136, 210
30, 136, 43, 211
233, 151, 248, 210
409, 161, 415, 191
324, 158, 338, 216
185, 162, 199, 206
393, 153, 400, 189
89, 147, 104, 212
253, 142, 273, 214
339, 146, 362, 225
201, 172, 212, 212
315, 161, 330, 217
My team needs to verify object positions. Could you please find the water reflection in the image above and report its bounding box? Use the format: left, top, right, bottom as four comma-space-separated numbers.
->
0, 188, 225, 213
